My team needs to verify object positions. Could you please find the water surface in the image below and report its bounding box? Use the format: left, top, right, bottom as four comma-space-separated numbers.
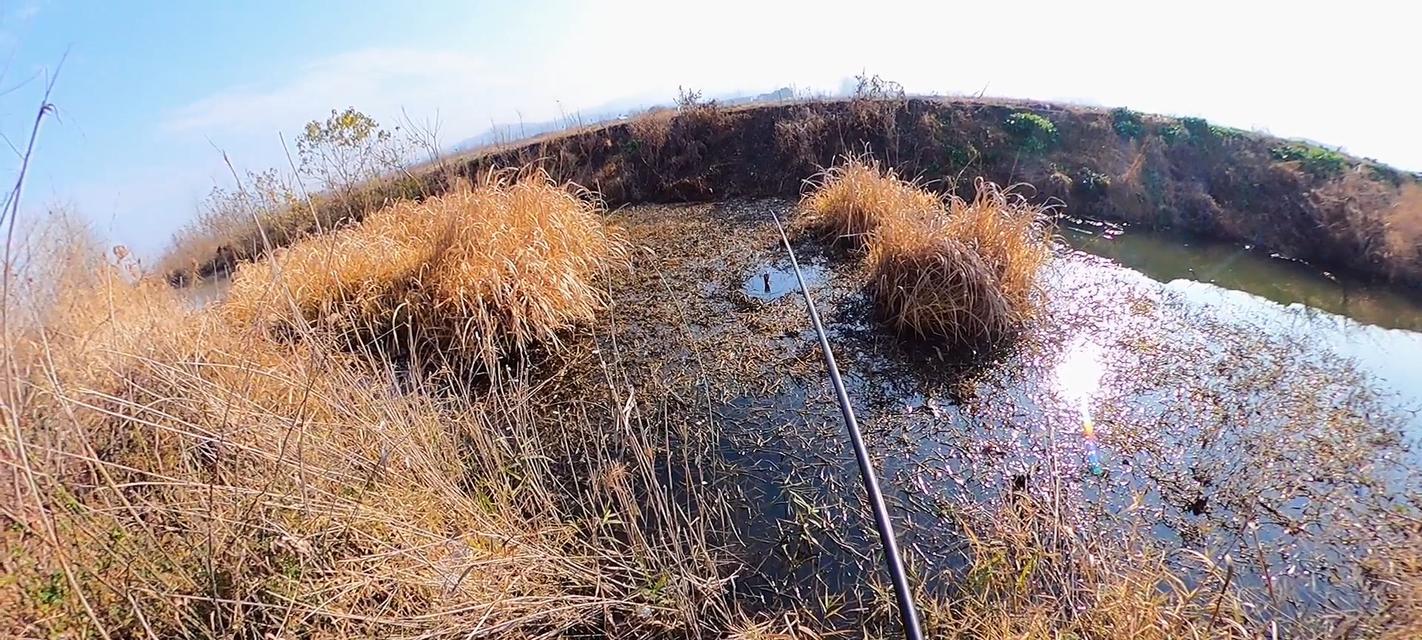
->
1063, 218, 1422, 333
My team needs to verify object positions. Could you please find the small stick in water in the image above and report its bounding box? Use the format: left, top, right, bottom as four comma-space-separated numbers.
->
1208, 555, 1236, 631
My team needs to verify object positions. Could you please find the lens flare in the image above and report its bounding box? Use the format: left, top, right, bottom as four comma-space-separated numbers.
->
1055, 339, 1106, 475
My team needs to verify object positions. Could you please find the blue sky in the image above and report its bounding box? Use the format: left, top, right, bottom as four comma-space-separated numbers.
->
3, 0, 1419, 258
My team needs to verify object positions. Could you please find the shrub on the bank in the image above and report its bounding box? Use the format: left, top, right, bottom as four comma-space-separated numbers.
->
1004, 112, 1057, 153
1272, 142, 1351, 177
1110, 107, 1144, 139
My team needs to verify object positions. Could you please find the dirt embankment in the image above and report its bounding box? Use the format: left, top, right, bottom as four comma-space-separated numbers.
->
175, 97, 1422, 289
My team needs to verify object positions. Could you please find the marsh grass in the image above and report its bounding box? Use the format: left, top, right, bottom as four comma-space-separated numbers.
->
914, 496, 1255, 639
934, 181, 1052, 323
1361, 543, 1422, 639
224, 170, 626, 370
2, 210, 732, 637
7, 196, 1421, 638
801, 156, 1052, 347
797, 155, 940, 249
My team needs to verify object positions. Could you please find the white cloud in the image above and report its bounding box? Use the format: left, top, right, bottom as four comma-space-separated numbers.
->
161, 48, 521, 144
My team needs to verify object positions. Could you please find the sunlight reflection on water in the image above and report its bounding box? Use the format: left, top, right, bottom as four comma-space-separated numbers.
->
1055, 337, 1106, 474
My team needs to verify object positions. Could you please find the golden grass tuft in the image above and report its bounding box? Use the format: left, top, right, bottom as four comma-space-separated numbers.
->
224, 170, 625, 366
867, 182, 1051, 346
867, 216, 1013, 347
797, 155, 941, 249
941, 182, 1052, 318
800, 155, 1052, 347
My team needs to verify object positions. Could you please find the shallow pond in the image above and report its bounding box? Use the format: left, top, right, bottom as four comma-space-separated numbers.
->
591, 200, 1422, 631
186, 200, 1422, 632
1063, 217, 1422, 333
1061, 219, 1422, 407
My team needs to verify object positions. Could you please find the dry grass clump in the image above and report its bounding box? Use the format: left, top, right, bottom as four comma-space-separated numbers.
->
800, 155, 1052, 347
866, 217, 1012, 346
627, 107, 675, 155
2, 223, 727, 638
797, 156, 941, 249
225, 170, 625, 367
1384, 182, 1422, 283
727, 612, 835, 639
939, 182, 1052, 318
773, 106, 830, 170
1360, 540, 1422, 640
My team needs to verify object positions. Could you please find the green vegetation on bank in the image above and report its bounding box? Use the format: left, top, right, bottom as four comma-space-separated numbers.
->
1272, 142, 1351, 176
1003, 112, 1058, 153
1110, 107, 1144, 138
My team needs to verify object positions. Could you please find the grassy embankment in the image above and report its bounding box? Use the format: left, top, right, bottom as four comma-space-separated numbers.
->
162, 95, 1422, 293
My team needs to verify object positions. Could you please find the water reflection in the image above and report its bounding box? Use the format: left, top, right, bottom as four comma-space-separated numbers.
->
1162, 278, 1422, 401
1055, 338, 1106, 474
1063, 223, 1422, 332
743, 260, 827, 301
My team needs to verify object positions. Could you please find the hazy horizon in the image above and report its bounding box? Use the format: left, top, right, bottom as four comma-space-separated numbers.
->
3, 0, 1419, 258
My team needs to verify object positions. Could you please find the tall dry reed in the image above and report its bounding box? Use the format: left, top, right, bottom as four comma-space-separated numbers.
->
2, 205, 724, 639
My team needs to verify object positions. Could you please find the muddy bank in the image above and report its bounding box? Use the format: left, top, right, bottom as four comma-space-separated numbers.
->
175, 97, 1422, 291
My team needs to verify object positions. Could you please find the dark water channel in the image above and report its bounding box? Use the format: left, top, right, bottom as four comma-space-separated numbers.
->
701, 204, 1422, 628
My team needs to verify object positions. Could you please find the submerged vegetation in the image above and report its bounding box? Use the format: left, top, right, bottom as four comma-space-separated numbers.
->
919, 499, 1250, 639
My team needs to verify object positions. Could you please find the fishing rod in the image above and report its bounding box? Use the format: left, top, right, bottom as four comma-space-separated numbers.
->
768, 209, 924, 640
